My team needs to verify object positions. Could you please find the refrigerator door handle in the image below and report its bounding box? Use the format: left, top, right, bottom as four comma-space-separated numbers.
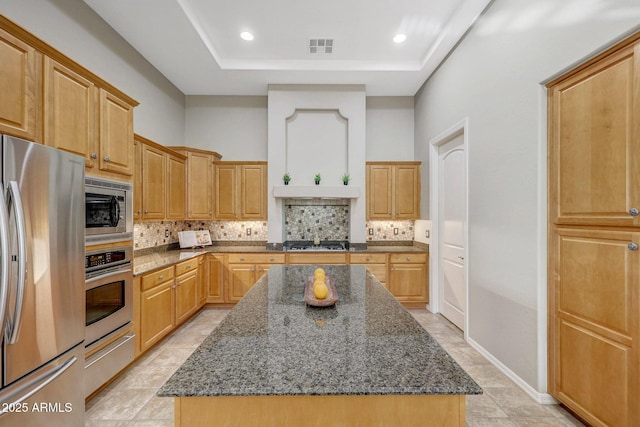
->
0, 184, 10, 339
0, 356, 77, 416
6, 180, 27, 344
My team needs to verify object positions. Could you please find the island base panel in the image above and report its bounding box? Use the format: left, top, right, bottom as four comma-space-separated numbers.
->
174, 394, 466, 426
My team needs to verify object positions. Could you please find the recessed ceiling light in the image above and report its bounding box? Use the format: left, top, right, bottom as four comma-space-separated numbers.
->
240, 31, 254, 41
393, 33, 407, 44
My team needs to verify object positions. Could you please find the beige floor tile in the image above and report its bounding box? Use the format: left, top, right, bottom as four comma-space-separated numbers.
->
464, 364, 516, 388
484, 387, 556, 419
466, 393, 509, 418
511, 417, 582, 426
467, 418, 518, 426
142, 347, 195, 368
85, 388, 155, 421
84, 420, 129, 427
445, 345, 492, 367
117, 365, 177, 389
134, 395, 174, 421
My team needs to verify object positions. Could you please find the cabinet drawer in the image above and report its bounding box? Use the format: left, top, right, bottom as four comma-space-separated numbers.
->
175, 258, 198, 276
141, 266, 174, 291
287, 253, 348, 265
227, 253, 285, 264
365, 264, 388, 283
389, 253, 427, 264
350, 253, 387, 264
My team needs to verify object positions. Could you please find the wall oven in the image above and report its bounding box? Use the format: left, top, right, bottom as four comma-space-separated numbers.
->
85, 246, 134, 397
85, 176, 133, 244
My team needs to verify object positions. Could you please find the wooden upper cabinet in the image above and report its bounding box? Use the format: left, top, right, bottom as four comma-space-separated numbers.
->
215, 162, 267, 220
215, 163, 238, 219
0, 27, 40, 142
549, 43, 640, 227
367, 162, 420, 220
44, 57, 97, 168
167, 154, 186, 219
367, 164, 393, 219
240, 164, 267, 219
99, 89, 134, 176
141, 140, 166, 219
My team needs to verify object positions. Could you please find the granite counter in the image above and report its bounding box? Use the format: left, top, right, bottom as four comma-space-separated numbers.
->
158, 265, 479, 426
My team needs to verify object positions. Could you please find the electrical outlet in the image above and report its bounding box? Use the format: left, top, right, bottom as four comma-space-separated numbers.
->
425, 230, 430, 239
393, 228, 399, 235
368, 228, 373, 235
164, 229, 169, 238
246, 228, 251, 236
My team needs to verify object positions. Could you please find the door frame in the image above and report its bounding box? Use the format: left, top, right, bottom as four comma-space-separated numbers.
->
428, 118, 469, 336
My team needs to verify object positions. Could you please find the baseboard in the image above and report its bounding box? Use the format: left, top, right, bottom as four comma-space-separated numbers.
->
466, 337, 559, 405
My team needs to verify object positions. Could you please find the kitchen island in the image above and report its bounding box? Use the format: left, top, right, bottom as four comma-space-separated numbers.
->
158, 265, 481, 426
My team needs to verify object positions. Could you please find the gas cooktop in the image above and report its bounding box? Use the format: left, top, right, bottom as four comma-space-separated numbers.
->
283, 240, 349, 251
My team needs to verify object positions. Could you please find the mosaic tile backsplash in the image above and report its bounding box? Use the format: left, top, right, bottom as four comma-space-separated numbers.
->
284, 199, 350, 241
133, 216, 414, 249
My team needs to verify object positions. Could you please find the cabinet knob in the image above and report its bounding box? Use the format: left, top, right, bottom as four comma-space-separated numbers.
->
240, 257, 245, 261
390, 267, 395, 271
406, 256, 411, 261
104, 156, 110, 162
366, 257, 370, 261
159, 275, 164, 280
90, 153, 97, 159
145, 210, 149, 214
629, 243, 638, 251
209, 211, 212, 215
137, 210, 142, 214
251, 267, 255, 272
388, 212, 392, 215
630, 208, 639, 216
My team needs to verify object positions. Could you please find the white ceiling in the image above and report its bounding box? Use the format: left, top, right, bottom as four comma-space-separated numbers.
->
82, 0, 491, 96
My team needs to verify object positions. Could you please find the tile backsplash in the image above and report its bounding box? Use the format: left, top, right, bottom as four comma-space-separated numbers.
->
284, 198, 350, 241
134, 220, 268, 250
366, 220, 414, 241
134, 216, 414, 249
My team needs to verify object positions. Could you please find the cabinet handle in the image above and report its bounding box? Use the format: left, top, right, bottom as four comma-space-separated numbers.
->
406, 257, 411, 261
159, 275, 164, 280
251, 267, 255, 272
240, 257, 245, 261
172, 285, 176, 289
90, 153, 97, 159
390, 267, 395, 271
137, 210, 142, 214
269, 258, 274, 262
629, 243, 638, 251
366, 257, 370, 261
144, 210, 149, 214
209, 211, 212, 215
630, 208, 639, 216
388, 212, 392, 215
104, 156, 110, 162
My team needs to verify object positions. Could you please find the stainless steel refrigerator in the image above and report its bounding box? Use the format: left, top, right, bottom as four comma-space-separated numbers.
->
0, 135, 85, 426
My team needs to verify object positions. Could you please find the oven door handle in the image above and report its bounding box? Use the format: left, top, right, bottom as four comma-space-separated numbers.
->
86, 268, 132, 284
110, 196, 120, 227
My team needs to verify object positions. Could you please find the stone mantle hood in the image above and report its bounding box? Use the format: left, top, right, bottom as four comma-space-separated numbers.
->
273, 185, 360, 199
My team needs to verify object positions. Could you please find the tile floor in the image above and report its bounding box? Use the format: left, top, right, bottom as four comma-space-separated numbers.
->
85, 308, 584, 427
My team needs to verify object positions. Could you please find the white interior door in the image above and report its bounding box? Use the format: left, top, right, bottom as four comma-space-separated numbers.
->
438, 133, 466, 330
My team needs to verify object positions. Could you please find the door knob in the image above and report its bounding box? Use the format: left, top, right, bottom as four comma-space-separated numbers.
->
630, 208, 639, 216
629, 243, 638, 251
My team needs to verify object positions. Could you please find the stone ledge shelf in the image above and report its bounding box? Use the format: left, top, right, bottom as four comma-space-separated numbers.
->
273, 185, 360, 199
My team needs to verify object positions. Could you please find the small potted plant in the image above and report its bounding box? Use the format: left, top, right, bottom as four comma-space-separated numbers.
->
314, 173, 321, 185
342, 173, 350, 185
283, 172, 291, 185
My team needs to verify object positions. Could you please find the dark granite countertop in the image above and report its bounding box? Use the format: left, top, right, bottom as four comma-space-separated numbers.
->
134, 242, 428, 276
157, 265, 481, 397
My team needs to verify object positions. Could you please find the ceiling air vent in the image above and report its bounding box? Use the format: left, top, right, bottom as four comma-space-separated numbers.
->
309, 38, 333, 54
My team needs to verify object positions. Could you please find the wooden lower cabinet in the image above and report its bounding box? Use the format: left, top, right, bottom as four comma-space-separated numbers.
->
140, 278, 175, 353
349, 253, 388, 285
175, 262, 199, 325
388, 253, 428, 306
226, 253, 286, 303
549, 228, 639, 426
207, 254, 225, 304
197, 255, 208, 307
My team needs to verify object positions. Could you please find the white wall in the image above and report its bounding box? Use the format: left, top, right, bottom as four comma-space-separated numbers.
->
414, 0, 640, 399
1, 0, 185, 146
185, 96, 268, 160
366, 97, 414, 161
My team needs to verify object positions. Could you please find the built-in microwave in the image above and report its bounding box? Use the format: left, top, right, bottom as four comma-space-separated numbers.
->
85, 176, 133, 244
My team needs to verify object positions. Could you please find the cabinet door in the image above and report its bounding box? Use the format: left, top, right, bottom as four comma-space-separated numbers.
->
549, 43, 640, 227
388, 261, 427, 303
367, 164, 393, 219
141, 142, 166, 219
140, 280, 175, 352
227, 264, 257, 302
133, 138, 143, 220
44, 58, 97, 168
187, 152, 213, 219
175, 271, 198, 325
0, 28, 40, 141
240, 164, 267, 219
549, 228, 639, 426
215, 164, 238, 219
207, 254, 225, 303
99, 89, 134, 176
395, 164, 420, 219
167, 154, 186, 219
197, 255, 207, 307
